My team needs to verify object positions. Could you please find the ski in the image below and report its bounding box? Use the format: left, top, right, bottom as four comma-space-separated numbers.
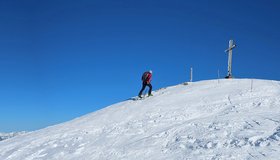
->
131, 94, 153, 101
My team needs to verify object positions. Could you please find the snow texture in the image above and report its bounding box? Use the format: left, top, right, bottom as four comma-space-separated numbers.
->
0, 132, 26, 142
1, 79, 280, 160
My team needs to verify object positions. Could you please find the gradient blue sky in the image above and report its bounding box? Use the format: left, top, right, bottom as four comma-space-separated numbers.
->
1, 0, 280, 132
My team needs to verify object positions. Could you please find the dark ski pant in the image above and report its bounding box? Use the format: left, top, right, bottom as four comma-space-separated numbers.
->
138, 82, 152, 96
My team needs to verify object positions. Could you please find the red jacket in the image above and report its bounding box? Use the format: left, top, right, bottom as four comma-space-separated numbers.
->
142, 72, 152, 83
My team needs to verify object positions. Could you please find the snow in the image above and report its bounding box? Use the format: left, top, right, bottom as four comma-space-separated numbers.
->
0, 132, 26, 142
1, 79, 280, 160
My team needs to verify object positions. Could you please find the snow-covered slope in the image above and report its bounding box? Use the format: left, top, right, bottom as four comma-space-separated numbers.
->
0, 132, 26, 142
1, 79, 280, 160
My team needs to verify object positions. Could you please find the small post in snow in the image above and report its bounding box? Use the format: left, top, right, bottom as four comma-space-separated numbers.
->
225, 39, 236, 79
190, 67, 193, 82
184, 67, 192, 85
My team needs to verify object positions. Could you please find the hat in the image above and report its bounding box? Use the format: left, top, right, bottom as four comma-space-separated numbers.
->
149, 70, 152, 74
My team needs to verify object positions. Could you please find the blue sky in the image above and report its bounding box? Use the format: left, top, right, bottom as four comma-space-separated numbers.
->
0, 0, 280, 132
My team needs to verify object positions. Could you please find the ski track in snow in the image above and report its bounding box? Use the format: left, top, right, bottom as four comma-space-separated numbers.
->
1, 79, 280, 160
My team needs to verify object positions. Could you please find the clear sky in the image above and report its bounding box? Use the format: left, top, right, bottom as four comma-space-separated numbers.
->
0, 0, 280, 132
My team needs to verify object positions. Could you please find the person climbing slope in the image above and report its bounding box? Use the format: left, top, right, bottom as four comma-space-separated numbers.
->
138, 70, 153, 98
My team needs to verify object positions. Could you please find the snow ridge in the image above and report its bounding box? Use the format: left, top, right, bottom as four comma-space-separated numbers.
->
0, 79, 280, 160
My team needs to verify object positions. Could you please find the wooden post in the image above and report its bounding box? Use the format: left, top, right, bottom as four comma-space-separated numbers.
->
190, 67, 193, 82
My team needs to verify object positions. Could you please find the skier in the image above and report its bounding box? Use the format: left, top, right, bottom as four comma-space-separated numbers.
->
138, 70, 153, 98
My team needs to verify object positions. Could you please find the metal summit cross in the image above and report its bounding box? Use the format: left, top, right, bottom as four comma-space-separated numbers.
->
225, 39, 236, 79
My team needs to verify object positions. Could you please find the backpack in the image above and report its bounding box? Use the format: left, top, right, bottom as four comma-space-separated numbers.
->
141, 72, 149, 81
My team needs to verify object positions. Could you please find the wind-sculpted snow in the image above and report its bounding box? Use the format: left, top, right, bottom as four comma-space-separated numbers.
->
1, 79, 280, 160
